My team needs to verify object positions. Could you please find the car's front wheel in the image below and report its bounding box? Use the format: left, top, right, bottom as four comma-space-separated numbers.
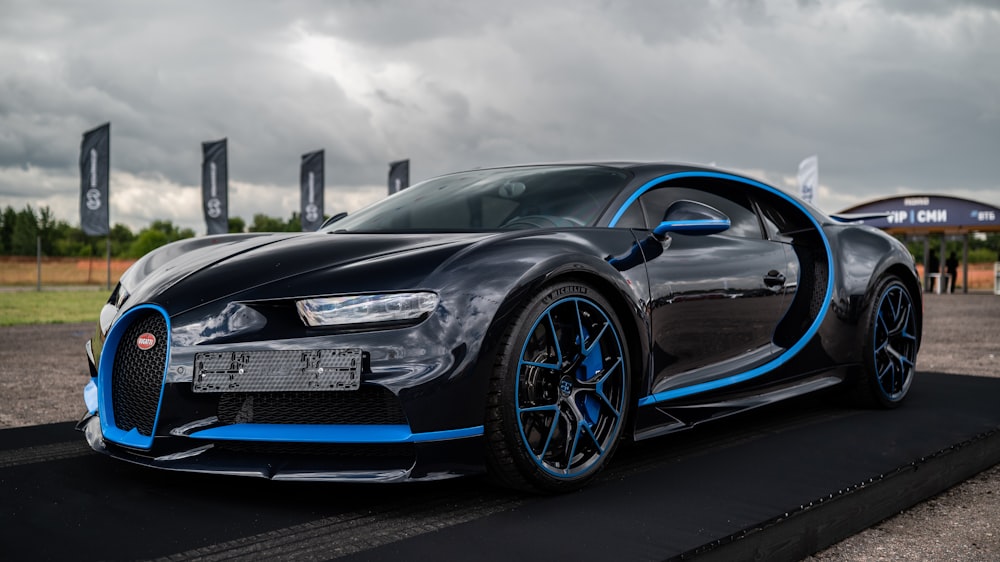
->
485, 282, 630, 493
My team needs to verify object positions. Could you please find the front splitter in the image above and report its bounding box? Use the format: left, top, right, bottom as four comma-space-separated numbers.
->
78, 413, 485, 482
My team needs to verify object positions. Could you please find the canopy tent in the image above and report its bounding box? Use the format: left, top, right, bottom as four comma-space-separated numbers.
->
837, 195, 1000, 294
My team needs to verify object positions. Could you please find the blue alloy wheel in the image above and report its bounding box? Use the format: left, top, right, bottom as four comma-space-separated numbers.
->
872, 282, 917, 400
854, 276, 918, 408
485, 282, 629, 492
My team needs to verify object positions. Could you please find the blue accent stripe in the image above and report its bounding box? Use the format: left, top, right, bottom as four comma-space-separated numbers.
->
615, 171, 836, 407
659, 219, 730, 229
97, 304, 171, 450
187, 424, 485, 444
654, 219, 731, 235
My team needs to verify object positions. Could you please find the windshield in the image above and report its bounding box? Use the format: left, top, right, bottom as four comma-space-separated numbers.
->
325, 165, 630, 233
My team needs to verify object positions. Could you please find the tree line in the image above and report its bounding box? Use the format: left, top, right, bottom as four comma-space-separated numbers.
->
0, 204, 305, 259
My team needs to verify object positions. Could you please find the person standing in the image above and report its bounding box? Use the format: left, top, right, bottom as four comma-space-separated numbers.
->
946, 251, 959, 293
928, 250, 940, 293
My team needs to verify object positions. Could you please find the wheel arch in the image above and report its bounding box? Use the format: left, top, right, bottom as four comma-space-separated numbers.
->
540, 269, 648, 437
431, 231, 652, 446
481, 271, 643, 490
847, 271, 920, 407
481, 262, 648, 439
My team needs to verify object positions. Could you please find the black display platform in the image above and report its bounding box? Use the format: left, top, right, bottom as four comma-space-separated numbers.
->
1, 372, 998, 561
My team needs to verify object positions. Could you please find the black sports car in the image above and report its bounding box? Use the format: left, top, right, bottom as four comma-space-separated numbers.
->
79, 162, 922, 492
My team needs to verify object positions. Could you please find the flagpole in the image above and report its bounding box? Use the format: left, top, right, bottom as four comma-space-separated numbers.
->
106, 235, 111, 290
36, 236, 41, 292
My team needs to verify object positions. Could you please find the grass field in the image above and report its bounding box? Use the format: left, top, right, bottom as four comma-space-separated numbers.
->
0, 290, 111, 326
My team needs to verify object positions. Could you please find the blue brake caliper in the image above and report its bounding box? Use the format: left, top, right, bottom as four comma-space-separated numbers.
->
576, 328, 602, 425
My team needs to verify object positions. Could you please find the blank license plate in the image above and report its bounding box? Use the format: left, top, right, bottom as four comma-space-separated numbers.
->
192, 349, 362, 393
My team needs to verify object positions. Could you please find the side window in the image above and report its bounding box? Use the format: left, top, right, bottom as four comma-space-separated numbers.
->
753, 195, 812, 237
755, 201, 784, 240
612, 202, 647, 229
638, 186, 763, 239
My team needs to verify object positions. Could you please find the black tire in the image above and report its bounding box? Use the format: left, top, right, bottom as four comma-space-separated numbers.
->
850, 276, 918, 408
485, 281, 630, 493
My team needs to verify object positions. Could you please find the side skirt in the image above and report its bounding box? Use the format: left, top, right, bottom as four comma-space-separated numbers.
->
632, 368, 850, 442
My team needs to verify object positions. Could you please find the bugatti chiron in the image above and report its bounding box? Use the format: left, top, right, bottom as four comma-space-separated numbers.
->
79, 162, 922, 492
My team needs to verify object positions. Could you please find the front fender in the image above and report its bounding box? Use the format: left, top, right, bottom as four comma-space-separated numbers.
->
424, 228, 652, 429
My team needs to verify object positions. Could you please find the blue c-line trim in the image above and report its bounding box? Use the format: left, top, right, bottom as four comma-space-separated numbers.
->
97, 304, 171, 450
612, 171, 835, 407
187, 424, 485, 444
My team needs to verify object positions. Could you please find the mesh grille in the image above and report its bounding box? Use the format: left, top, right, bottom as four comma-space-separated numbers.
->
217, 386, 407, 425
111, 311, 169, 436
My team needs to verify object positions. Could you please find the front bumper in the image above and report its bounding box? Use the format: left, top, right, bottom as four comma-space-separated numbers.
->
78, 411, 485, 482
81, 291, 496, 482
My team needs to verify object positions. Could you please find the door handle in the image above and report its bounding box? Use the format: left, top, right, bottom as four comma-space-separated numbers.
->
764, 270, 786, 288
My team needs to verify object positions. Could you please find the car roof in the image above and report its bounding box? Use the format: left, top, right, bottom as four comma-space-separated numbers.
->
466, 160, 716, 172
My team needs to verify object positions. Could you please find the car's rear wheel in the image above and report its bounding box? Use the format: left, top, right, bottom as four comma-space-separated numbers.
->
851, 275, 918, 408
485, 282, 630, 493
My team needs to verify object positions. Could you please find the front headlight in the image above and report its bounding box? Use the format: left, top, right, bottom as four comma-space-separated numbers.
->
295, 292, 439, 327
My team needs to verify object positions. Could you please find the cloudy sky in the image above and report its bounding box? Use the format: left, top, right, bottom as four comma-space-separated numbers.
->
1, 0, 998, 234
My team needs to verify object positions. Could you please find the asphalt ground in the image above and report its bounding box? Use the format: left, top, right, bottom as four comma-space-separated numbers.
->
1, 291, 998, 560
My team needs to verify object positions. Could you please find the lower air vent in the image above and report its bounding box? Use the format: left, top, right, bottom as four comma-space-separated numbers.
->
217, 387, 407, 425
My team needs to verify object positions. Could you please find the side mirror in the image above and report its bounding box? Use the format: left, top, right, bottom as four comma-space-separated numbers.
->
652, 200, 730, 238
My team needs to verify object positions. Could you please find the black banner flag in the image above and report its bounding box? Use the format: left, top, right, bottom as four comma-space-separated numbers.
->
79, 123, 110, 236
201, 139, 229, 235
388, 159, 409, 195
300, 150, 325, 231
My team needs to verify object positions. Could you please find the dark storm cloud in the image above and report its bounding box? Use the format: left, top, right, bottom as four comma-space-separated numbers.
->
0, 1, 385, 190
0, 0, 998, 232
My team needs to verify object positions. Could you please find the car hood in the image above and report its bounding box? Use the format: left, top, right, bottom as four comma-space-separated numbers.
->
124, 231, 496, 316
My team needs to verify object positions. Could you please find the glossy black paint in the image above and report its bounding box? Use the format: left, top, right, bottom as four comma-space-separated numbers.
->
81, 162, 922, 481
644, 231, 791, 394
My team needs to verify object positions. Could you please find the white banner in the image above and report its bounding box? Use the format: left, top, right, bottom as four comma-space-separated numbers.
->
797, 155, 818, 204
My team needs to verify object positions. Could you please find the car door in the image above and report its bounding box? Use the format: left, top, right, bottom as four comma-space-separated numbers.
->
635, 184, 792, 396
